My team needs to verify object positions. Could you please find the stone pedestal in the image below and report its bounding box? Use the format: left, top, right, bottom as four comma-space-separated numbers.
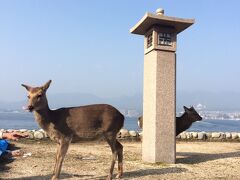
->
142, 50, 176, 163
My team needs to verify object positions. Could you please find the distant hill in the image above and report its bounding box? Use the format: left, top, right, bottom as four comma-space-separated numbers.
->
0, 100, 25, 110
48, 93, 143, 111
177, 91, 240, 111
0, 93, 143, 112
1, 91, 240, 112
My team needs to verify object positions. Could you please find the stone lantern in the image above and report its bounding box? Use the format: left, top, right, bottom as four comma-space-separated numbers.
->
130, 8, 194, 163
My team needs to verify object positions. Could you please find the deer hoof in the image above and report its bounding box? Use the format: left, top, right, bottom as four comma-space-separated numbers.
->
116, 173, 122, 179
116, 164, 123, 179
106, 174, 112, 180
51, 176, 58, 180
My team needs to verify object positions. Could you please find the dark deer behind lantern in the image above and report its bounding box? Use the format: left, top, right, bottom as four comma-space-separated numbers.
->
138, 106, 202, 136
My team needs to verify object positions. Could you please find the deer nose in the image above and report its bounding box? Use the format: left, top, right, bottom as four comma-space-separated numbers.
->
28, 105, 34, 112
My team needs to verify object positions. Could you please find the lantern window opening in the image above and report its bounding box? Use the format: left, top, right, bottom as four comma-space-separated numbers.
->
147, 33, 153, 48
158, 32, 172, 46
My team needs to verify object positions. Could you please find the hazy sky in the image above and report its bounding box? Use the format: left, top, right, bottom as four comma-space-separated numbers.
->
0, 1, 240, 102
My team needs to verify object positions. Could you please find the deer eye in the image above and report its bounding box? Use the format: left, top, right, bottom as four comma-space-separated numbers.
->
37, 94, 42, 98
27, 95, 30, 99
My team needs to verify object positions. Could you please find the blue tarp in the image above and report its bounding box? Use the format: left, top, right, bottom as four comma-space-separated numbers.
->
0, 140, 9, 156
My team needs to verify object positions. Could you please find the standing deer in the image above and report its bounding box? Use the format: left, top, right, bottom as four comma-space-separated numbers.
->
22, 80, 124, 180
138, 106, 202, 136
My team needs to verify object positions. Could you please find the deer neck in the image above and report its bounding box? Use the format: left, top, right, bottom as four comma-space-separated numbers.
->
176, 113, 192, 135
33, 104, 52, 130
182, 113, 193, 127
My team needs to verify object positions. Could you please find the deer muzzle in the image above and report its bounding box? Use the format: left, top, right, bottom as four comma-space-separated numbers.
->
23, 105, 34, 112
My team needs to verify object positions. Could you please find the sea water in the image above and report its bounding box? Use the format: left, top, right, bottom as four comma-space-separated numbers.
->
0, 111, 240, 132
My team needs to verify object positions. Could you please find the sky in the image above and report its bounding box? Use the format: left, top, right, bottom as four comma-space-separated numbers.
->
0, 0, 240, 102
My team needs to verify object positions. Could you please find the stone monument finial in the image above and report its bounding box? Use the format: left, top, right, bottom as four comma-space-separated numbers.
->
156, 8, 164, 15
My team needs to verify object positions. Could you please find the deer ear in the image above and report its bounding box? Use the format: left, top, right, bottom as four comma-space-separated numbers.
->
42, 80, 52, 91
183, 106, 189, 112
21, 84, 31, 91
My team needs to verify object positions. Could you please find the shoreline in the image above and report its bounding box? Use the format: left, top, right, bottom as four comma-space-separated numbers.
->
1, 117, 240, 132
1, 128, 240, 142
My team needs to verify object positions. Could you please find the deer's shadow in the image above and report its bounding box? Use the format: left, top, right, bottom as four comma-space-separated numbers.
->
86, 167, 187, 180
5, 173, 93, 180
176, 151, 240, 164
3, 167, 186, 180
122, 167, 187, 179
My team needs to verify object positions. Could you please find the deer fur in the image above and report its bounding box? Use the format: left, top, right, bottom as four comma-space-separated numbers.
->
138, 106, 202, 136
22, 80, 124, 180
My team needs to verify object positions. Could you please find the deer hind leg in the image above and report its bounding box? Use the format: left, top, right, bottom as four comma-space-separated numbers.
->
104, 132, 118, 180
52, 137, 72, 180
115, 140, 123, 179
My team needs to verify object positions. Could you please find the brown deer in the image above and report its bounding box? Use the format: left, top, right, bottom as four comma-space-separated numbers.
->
138, 106, 202, 136
22, 80, 124, 180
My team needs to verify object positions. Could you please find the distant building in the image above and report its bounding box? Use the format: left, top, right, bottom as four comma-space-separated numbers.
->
196, 103, 206, 110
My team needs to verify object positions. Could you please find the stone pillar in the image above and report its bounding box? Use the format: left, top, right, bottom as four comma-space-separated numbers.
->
130, 8, 194, 163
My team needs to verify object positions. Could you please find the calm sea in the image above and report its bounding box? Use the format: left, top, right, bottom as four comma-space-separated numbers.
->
0, 111, 240, 132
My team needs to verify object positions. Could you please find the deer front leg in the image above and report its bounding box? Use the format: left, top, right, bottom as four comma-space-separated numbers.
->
53, 143, 61, 175
52, 138, 71, 180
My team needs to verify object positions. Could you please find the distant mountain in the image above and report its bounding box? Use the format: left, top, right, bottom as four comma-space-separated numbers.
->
0, 93, 143, 112
48, 93, 143, 111
177, 91, 240, 111
0, 100, 25, 110
47, 93, 102, 108
1, 91, 240, 112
